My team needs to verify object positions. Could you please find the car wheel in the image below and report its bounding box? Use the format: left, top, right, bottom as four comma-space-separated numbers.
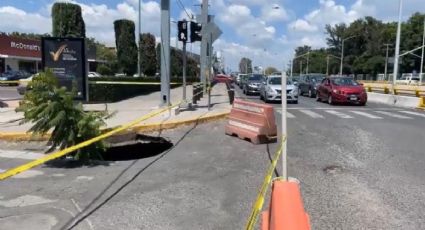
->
359, 101, 366, 106
328, 94, 334, 105
316, 92, 321, 102
260, 93, 264, 101
264, 93, 269, 103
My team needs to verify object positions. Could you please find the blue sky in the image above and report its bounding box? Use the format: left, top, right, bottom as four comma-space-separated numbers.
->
1, 0, 424, 71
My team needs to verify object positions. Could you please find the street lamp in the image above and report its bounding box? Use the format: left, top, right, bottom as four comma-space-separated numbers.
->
420, 16, 425, 85
340, 35, 356, 75
326, 54, 341, 76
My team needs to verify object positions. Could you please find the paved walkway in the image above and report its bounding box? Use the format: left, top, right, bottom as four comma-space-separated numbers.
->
0, 84, 231, 133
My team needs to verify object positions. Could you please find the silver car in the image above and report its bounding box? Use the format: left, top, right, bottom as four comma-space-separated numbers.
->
259, 75, 298, 103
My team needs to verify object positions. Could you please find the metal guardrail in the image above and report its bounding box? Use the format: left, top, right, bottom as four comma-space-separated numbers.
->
363, 83, 425, 97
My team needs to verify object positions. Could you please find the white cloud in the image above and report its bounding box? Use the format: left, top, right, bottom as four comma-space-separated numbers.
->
0, 6, 51, 34
261, 4, 289, 22
289, 19, 318, 32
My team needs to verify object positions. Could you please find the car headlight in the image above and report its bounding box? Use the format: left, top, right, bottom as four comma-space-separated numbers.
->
266, 87, 275, 94
0, 77, 6, 80
332, 89, 341, 94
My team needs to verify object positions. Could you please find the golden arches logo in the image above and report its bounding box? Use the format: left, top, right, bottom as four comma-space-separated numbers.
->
49, 44, 67, 61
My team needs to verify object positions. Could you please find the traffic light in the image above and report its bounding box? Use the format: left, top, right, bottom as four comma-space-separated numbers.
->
177, 20, 188, 42
190, 21, 202, 43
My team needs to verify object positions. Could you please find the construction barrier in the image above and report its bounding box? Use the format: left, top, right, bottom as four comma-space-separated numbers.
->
419, 96, 425, 109
225, 99, 277, 144
261, 180, 310, 230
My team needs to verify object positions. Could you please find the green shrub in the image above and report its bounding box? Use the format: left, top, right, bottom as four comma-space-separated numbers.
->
96, 64, 113, 76
17, 70, 111, 161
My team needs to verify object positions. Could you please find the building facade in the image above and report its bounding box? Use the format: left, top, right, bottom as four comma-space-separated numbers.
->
0, 34, 41, 74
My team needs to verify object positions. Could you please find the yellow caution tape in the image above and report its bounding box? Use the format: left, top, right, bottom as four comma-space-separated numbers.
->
245, 136, 287, 230
0, 101, 181, 180
88, 81, 181, 85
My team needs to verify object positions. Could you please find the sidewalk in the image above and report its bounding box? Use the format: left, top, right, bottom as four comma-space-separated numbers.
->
0, 83, 231, 136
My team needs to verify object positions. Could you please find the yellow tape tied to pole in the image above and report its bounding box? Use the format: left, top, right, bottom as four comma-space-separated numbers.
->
245, 136, 287, 230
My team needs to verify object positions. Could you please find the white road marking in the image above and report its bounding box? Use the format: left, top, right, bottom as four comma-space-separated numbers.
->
325, 110, 353, 119
275, 109, 295, 118
0, 150, 44, 160
299, 110, 324, 118
375, 111, 412, 119
0, 195, 55, 208
399, 110, 425, 118
350, 111, 383, 119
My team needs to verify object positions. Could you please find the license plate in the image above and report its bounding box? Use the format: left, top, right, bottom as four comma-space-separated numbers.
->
350, 96, 357, 101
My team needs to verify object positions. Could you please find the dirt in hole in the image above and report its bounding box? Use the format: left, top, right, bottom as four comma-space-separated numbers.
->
102, 133, 173, 161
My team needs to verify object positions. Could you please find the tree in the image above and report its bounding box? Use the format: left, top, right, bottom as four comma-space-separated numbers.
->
52, 2, 85, 37
114, 19, 138, 75
265, 67, 279, 75
139, 33, 158, 76
17, 70, 111, 161
239, 57, 252, 74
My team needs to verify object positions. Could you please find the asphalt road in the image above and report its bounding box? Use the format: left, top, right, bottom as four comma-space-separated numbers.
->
235, 84, 425, 229
0, 86, 22, 100
0, 84, 424, 229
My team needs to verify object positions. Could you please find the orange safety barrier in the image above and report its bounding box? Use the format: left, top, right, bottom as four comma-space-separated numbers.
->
261, 180, 310, 230
225, 99, 277, 144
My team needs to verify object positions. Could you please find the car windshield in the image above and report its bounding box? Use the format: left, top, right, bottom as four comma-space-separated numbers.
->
249, 74, 263, 81
268, 77, 281, 85
331, 78, 359, 86
311, 76, 324, 82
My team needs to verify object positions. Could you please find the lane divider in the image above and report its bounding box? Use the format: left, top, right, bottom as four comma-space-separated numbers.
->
245, 136, 286, 230
0, 101, 181, 180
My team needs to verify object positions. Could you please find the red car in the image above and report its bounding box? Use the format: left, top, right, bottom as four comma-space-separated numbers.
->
213, 74, 233, 84
317, 77, 367, 105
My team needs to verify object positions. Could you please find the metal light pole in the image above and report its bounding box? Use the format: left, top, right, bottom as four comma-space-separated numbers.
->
383, 44, 392, 81
326, 55, 329, 76
340, 35, 356, 76
137, 0, 141, 78
281, 67, 287, 180
393, 0, 403, 94
300, 60, 303, 76
290, 59, 293, 79
420, 16, 425, 85
306, 51, 310, 74
160, 0, 171, 106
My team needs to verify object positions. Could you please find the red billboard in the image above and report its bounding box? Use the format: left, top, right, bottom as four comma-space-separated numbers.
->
0, 34, 41, 58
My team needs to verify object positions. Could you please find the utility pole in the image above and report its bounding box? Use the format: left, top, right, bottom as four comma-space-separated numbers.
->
420, 16, 425, 85
384, 43, 392, 81
200, 0, 208, 93
160, 0, 171, 106
393, 0, 403, 94
137, 0, 141, 78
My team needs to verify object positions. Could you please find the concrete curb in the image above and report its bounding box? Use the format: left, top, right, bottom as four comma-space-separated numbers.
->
0, 111, 230, 142
367, 92, 424, 109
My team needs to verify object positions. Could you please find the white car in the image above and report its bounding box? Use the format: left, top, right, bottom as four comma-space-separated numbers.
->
88, 72, 102, 78
396, 74, 420, 85
259, 75, 298, 104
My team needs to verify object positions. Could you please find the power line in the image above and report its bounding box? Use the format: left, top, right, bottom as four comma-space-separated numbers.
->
175, 0, 193, 19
